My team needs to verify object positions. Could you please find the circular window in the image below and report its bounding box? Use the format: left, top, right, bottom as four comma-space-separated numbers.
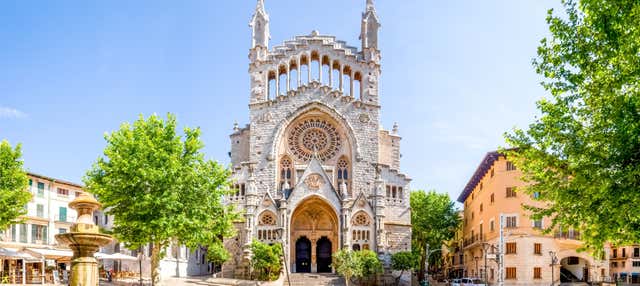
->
287, 118, 342, 162
353, 213, 370, 226
260, 213, 276, 225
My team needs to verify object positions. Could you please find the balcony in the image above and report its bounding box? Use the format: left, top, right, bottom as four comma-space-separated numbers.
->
463, 234, 486, 248
554, 230, 581, 240
54, 214, 76, 223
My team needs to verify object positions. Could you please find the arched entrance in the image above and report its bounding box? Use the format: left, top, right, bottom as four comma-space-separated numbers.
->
295, 237, 311, 273
290, 196, 339, 273
560, 256, 590, 283
316, 237, 332, 273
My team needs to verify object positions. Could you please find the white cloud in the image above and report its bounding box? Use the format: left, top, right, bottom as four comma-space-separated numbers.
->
0, 106, 27, 119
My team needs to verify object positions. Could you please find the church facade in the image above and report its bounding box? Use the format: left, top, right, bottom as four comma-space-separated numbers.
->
224, 0, 411, 278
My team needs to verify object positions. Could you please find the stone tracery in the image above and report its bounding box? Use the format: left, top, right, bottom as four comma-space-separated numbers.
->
287, 118, 342, 162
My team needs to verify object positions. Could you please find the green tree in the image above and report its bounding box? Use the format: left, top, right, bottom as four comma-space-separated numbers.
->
250, 240, 283, 281
410, 190, 460, 281
390, 251, 416, 285
333, 249, 362, 286
0, 140, 31, 231
84, 114, 237, 285
505, 0, 640, 251
356, 249, 382, 286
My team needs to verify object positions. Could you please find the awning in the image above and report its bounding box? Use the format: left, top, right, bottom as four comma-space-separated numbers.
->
25, 248, 72, 260
95, 252, 138, 261
0, 248, 39, 262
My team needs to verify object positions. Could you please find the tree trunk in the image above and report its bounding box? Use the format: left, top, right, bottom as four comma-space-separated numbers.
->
418, 249, 426, 283
344, 275, 350, 286
151, 241, 162, 286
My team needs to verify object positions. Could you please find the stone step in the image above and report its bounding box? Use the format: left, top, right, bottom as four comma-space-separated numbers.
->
286, 273, 345, 286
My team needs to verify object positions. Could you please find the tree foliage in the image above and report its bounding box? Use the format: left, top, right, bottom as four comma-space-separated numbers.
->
84, 114, 238, 285
250, 240, 283, 281
410, 190, 460, 280
505, 0, 640, 251
390, 251, 416, 285
0, 140, 31, 231
357, 249, 383, 285
333, 249, 382, 286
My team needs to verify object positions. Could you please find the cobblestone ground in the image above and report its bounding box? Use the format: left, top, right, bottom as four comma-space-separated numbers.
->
98, 276, 266, 286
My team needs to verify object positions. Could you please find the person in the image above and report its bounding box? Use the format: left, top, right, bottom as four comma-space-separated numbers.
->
106, 268, 113, 282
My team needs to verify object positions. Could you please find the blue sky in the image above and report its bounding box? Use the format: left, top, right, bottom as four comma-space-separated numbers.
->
0, 1, 560, 200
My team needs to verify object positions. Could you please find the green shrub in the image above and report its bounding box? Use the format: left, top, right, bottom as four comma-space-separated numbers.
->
250, 240, 282, 281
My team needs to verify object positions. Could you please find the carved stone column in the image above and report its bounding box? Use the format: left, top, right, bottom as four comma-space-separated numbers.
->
373, 164, 386, 254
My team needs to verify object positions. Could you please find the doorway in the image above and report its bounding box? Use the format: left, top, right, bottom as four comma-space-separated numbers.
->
316, 237, 332, 273
295, 236, 311, 273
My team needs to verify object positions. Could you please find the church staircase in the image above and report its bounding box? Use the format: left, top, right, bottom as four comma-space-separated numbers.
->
287, 273, 346, 286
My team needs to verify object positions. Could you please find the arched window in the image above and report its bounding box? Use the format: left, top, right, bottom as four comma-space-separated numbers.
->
322, 56, 331, 86
310, 51, 320, 81
352, 244, 360, 251
332, 63, 341, 90
278, 65, 287, 95
353, 72, 362, 100
280, 156, 294, 191
337, 157, 350, 194
268, 71, 277, 100
352, 212, 371, 226
300, 55, 309, 85
259, 211, 277, 226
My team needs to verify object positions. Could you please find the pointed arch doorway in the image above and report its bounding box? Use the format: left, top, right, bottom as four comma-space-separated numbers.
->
290, 196, 339, 273
295, 237, 311, 273
316, 236, 332, 272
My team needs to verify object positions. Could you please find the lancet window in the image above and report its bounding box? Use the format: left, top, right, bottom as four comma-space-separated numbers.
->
336, 157, 350, 194
280, 156, 294, 191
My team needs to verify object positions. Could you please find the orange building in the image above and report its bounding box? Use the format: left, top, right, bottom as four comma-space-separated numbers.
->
457, 151, 609, 285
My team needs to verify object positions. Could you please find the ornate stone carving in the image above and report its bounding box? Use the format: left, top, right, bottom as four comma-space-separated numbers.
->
359, 113, 370, 123
304, 173, 324, 191
257, 111, 273, 123
287, 118, 342, 162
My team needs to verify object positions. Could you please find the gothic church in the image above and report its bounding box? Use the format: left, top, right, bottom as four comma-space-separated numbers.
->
224, 0, 411, 278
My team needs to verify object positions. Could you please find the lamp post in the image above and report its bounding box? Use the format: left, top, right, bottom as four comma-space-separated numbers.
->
549, 251, 558, 286
422, 243, 442, 286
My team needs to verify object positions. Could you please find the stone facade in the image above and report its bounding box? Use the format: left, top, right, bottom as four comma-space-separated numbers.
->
224, 0, 411, 279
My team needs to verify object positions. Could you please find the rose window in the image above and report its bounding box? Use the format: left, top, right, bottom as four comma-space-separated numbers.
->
353, 213, 370, 226
288, 119, 341, 162
260, 213, 276, 225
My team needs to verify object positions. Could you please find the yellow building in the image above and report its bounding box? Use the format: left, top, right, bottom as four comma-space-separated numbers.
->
609, 244, 640, 283
0, 173, 84, 284
442, 212, 465, 279
457, 151, 609, 285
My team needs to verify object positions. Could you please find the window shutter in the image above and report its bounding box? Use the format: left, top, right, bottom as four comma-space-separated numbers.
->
31, 225, 37, 243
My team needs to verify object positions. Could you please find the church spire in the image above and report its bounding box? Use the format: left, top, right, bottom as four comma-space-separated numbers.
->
366, 0, 375, 11
360, 0, 380, 50
249, 0, 270, 49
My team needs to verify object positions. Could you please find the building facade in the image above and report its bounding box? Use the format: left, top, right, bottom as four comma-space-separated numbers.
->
457, 151, 609, 285
93, 210, 215, 280
442, 212, 465, 279
0, 173, 84, 284
609, 244, 640, 283
223, 0, 412, 279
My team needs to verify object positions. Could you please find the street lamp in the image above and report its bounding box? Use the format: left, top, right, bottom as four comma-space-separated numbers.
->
549, 251, 558, 286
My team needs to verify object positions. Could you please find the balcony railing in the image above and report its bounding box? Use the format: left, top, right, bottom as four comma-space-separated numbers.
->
463, 234, 486, 247
554, 230, 581, 240
54, 214, 76, 223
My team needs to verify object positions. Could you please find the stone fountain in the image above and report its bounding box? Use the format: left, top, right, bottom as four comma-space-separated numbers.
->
56, 193, 112, 286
